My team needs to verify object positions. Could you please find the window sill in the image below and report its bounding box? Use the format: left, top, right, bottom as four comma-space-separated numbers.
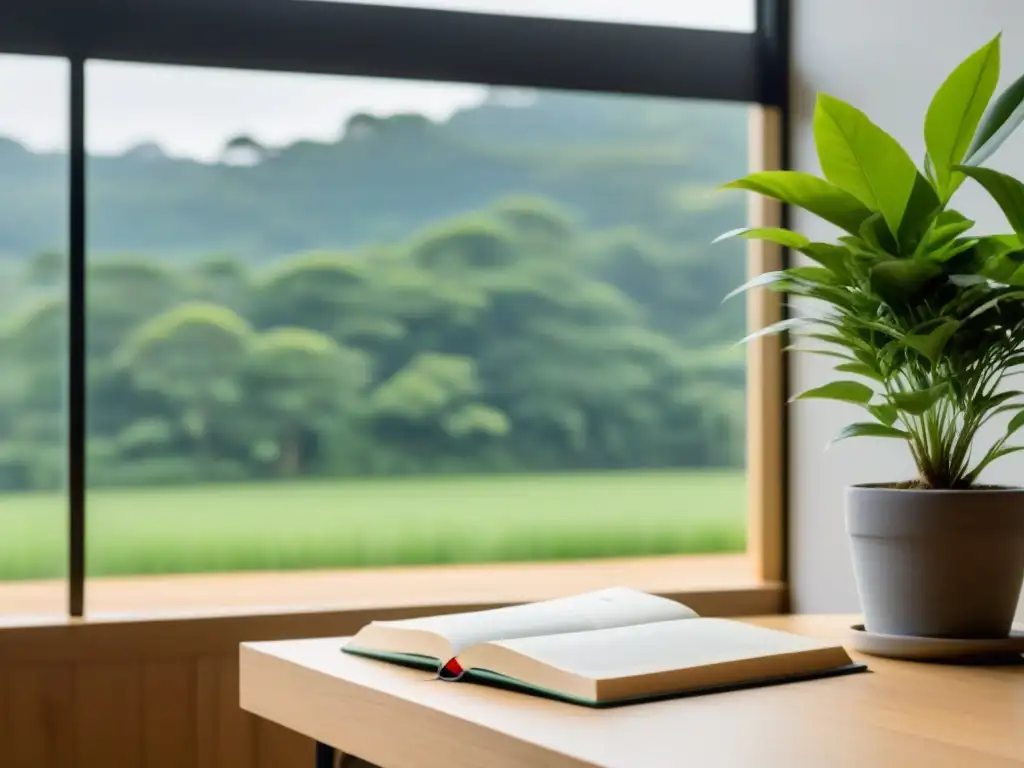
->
0, 555, 783, 661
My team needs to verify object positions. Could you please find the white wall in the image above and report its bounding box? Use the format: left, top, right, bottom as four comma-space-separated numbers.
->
788, 0, 1024, 619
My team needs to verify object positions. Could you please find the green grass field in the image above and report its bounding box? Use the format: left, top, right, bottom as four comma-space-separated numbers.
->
0, 470, 746, 581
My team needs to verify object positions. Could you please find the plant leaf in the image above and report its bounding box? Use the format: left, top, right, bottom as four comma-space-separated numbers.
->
965, 70, 1024, 166
926, 211, 975, 250
867, 403, 899, 426
835, 361, 884, 382
738, 316, 812, 346
967, 290, 1024, 319
897, 172, 942, 255
795, 380, 875, 405
925, 34, 1000, 198
829, 422, 909, 447
859, 212, 898, 255
933, 236, 979, 263
722, 271, 789, 302
722, 171, 873, 235
993, 445, 1024, 461
1007, 410, 1024, 439
902, 319, 959, 363
801, 243, 853, 278
954, 166, 1024, 238
890, 384, 947, 415
713, 227, 810, 248
965, 444, 1024, 485
868, 259, 942, 305
984, 391, 1024, 409
814, 93, 919, 237
786, 266, 839, 284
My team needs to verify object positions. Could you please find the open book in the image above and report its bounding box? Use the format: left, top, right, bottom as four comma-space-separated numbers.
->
342, 588, 865, 707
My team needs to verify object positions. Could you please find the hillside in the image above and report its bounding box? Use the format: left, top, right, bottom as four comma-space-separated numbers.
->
0, 89, 753, 490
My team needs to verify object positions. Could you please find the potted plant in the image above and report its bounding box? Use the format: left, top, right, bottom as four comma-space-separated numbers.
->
718, 34, 1024, 639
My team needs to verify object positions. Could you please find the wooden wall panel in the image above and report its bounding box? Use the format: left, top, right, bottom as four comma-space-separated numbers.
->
214, 656, 257, 768
196, 656, 223, 768
74, 662, 144, 768
4, 665, 75, 768
256, 718, 315, 768
0, 666, 7, 755
143, 659, 198, 768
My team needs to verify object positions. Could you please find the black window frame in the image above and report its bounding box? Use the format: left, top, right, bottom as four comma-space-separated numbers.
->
0, 0, 790, 617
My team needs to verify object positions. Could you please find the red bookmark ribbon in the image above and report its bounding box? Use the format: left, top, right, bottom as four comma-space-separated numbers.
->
438, 658, 465, 681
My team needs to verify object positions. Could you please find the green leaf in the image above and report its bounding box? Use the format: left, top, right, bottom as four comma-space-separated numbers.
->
723, 171, 873, 235
897, 172, 942, 255
967, 290, 1024, 319
867, 402, 900, 426
868, 259, 942, 305
954, 166, 1024, 238
722, 271, 789, 302
925, 34, 1000, 198
965, 70, 1024, 166
713, 227, 810, 249
1007, 410, 1024, 439
829, 422, 910, 446
867, 403, 899, 426
801, 243, 853, 278
903, 319, 959, 362
890, 384, 947, 415
814, 93, 919, 237
965, 444, 1024, 484
973, 234, 1024, 281
933, 237, 979, 263
786, 266, 839, 284
795, 380, 875, 405
926, 211, 975, 250
739, 317, 812, 346
992, 445, 1024, 462
859, 212, 898, 255
984, 391, 1024, 410
835, 361, 884, 382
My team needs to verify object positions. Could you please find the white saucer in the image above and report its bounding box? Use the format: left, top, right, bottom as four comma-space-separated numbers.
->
847, 624, 1024, 661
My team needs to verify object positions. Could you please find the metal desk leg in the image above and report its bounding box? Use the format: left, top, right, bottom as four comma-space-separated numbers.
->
315, 741, 336, 768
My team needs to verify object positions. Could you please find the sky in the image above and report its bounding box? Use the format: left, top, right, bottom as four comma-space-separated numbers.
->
0, 0, 753, 162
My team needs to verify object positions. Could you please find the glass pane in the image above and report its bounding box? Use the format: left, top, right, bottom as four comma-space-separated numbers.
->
85, 61, 748, 612
302, 0, 756, 32
0, 55, 68, 619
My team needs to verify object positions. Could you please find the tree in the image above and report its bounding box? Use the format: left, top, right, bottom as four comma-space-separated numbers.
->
0, 298, 66, 489
190, 253, 250, 310
88, 256, 186, 359
115, 303, 252, 472
371, 352, 510, 460
410, 216, 518, 273
240, 328, 370, 476
249, 251, 403, 352
221, 135, 266, 166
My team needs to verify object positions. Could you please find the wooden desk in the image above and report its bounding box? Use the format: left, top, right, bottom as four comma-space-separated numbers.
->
240, 615, 1024, 768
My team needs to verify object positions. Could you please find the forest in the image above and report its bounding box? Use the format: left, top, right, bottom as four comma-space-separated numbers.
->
0, 89, 750, 492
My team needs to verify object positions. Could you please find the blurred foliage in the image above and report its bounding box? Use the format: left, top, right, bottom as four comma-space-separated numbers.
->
0, 89, 749, 489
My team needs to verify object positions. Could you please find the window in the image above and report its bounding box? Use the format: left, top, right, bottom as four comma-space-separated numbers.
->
0, 54, 68, 617
80, 61, 752, 610
305, 0, 756, 31
0, 0, 787, 617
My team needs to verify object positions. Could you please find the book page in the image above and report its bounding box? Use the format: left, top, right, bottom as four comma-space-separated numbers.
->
370, 588, 696, 655
488, 618, 844, 680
